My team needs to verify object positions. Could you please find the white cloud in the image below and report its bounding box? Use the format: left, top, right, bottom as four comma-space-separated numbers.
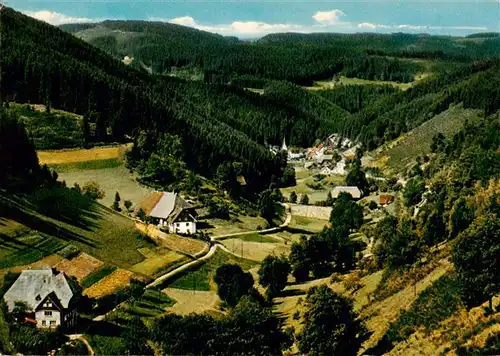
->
170, 16, 197, 27
231, 21, 302, 34
358, 22, 390, 29
357, 22, 488, 32
397, 24, 426, 31
152, 16, 304, 36
23, 10, 92, 26
312, 9, 346, 24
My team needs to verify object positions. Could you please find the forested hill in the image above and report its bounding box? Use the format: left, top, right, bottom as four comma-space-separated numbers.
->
62, 20, 500, 85
59, 20, 235, 67
0, 7, 293, 193
60, 21, 435, 85
258, 32, 500, 61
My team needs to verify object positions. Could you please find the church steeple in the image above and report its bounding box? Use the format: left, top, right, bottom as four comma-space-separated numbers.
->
281, 137, 288, 151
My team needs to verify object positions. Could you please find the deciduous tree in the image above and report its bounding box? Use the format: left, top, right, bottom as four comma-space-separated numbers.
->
298, 285, 365, 356
214, 264, 254, 307
452, 213, 500, 309
258, 255, 291, 298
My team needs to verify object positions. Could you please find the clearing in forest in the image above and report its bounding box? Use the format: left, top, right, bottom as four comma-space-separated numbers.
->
37, 145, 128, 165
309, 75, 415, 91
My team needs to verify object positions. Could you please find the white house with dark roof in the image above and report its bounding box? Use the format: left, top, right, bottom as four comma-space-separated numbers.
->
139, 192, 197, 234
3, 267, 77, 329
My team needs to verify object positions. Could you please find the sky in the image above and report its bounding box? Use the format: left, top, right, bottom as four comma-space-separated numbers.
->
8, 0, 500, 37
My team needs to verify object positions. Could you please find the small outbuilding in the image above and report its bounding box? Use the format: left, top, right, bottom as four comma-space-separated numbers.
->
331, 186, 362, 200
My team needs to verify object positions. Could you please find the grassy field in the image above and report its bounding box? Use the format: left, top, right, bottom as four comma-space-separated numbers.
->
162, 288, 221, 315
38, 145, 127, 165
222, 237, 291, 262
236, 233, 280, 243
1, 191, 155, 270
57, 164, 152, 209
48, 158, 122, 172
83, 269, 134, 298
0, 234, 66, 269
371, 104, 482, 172
81, 265, 117, 289
166, 249, 257, 291
287, 216, 329, 233
37, 142, 150, 208
108, 288, 176, 322
310, 75, 414, 91
204, 215, 269, 236
130, 247, 184, 277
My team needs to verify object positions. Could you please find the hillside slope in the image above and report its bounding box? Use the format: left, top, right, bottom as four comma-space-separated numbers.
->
0, 191, 150, 269
367, 104, 483, 173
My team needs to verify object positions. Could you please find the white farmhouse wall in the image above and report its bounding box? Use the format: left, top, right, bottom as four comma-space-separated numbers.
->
169, 221, 196, 234
35, 310, 61, 328
290, 204, 332, 220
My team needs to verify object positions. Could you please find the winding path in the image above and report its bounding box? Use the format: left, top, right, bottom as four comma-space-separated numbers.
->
67, 334, 94, 356
92, 205, 292, 320
146, 204, 292, 288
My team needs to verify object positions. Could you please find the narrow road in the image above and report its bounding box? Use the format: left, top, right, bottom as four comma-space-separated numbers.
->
67, 334, 94, 356
146, 243, 218, 288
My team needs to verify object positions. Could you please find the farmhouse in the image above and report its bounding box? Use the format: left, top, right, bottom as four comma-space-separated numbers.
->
139, 191, 197, 234
3, 267, 77, 329
331, 186, 362, 200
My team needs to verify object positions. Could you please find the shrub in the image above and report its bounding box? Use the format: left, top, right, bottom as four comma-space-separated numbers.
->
124, 200, 133, 212
344, 273, 363, 293
81, 181, 105, 200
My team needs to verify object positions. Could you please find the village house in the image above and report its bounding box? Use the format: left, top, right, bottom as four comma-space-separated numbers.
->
379, 194, 395, 206
320, 166, 333, 176
3, 267, 77, 329
331, 186, 362, 200
138, 191, 197, 234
